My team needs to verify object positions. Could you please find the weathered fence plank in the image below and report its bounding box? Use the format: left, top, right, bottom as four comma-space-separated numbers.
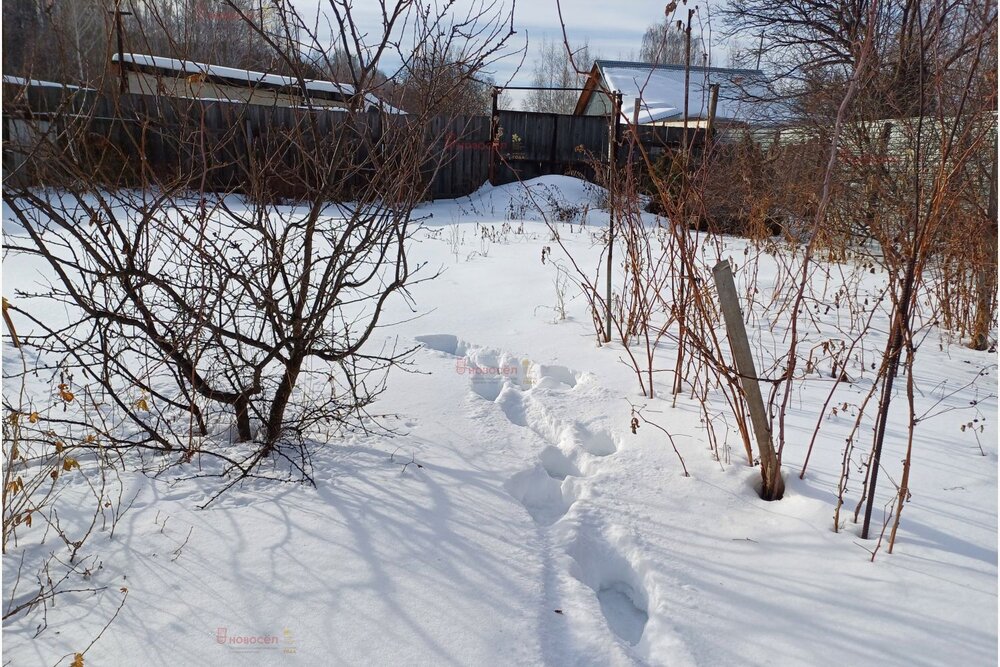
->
3, 82, 702, 199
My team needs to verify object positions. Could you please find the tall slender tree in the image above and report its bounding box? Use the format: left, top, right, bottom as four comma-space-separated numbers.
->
522, 36, 592, 113
640, 16, 703, 65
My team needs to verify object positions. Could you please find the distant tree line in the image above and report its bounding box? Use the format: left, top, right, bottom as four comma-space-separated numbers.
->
520, 15, 705, 114
0, 0, 498, 115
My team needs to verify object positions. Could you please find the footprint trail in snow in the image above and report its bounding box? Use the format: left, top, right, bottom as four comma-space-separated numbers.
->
416, 334, 654, 654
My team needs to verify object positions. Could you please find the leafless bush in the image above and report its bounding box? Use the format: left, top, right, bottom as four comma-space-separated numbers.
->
3, 0, 517, 497
722, 0, 997, 541
547, 0, 996, 518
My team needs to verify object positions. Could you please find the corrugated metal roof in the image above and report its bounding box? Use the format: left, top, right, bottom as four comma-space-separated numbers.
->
579, 60, 775, 124
595, 60, 764, 77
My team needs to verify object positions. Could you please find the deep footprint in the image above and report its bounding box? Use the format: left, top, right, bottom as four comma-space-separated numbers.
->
505, 465, 572, 526
538, 446, 581, 480
597, 583, 649, 646
535, 364, 578, 388
496, 386, 529, 426
470, 376, 504, 401
562, 423, 618, 457
566, 531, 650, 646
414, 333, 465, 356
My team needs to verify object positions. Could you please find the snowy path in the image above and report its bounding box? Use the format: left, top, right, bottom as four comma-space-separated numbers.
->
415, 334, 691, 665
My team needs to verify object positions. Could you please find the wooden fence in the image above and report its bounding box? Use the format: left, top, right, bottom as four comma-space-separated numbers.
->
3, 82, 700, 199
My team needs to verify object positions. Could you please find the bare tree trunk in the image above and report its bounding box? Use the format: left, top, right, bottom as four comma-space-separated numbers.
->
234, 395, 254, 443
265, 356, 304, 446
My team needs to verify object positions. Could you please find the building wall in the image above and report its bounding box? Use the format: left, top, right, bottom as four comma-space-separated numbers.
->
583, 89, 612, 116
650, 119, 750, 129
124, 70, 347, 109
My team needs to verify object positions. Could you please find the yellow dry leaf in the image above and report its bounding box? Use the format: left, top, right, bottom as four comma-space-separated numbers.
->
83, 435, 96, 444
58, 384, 74, 402
7, 413, 18, 426
62, 458, 80, 472
71, 654, 84, 667
54, 441, 64, 453
24, 512, 31, 528
28, 412, 38, 423
135, 398, 149, 412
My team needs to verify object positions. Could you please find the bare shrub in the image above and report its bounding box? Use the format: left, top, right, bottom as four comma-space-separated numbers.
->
3, 0, 516, 493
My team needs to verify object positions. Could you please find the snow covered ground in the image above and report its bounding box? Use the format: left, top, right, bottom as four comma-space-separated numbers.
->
3, 176, 997, 666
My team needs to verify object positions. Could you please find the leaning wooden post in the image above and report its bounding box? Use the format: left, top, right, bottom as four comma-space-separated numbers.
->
712, 259, 784, 500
